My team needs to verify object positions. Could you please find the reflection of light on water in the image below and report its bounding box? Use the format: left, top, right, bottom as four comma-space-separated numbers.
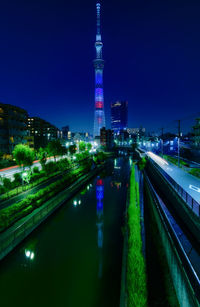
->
73, 199, 81, 206
25, 250, 35, 260
97, 222, 103, 248
110, 181, 121, 189
96, 178, 104, 279
114, 166, 121, 169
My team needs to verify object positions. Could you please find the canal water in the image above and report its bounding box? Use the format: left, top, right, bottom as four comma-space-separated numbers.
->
0, 157, 131, 307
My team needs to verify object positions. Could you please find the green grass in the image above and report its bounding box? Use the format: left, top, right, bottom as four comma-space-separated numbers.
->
127, 165, 147, 307
163, 155, 189, 167
189, 168, 200, 179
0, 160, 92, 232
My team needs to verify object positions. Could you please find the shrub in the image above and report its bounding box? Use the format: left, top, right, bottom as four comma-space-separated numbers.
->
0, 161, 92, 232
3, 177, 13, 192
138, 157, 147, 170
33, 166, 40, 173
13, 172, 22, 187
44, 161, 59, 174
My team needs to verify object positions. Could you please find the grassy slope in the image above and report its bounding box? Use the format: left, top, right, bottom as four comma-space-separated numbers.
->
127, 165, 147, 307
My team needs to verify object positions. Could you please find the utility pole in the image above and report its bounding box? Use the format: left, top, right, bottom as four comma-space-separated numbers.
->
177, 120, 181, 167
161, 128, 164, 157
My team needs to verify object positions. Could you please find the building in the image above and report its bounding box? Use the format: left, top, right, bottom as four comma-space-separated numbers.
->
111, 101, 128, 134
127, 127, 145, 136
192, 118, 200, 148
0, 103, 28, 154
62, 126, 69, 140
93, 2, 106, 137
100, 127, 114, 149
27, 117, 60, 149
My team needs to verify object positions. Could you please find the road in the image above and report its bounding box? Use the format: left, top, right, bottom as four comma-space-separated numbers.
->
0, 157, 62, 180
146, 151, 200, 205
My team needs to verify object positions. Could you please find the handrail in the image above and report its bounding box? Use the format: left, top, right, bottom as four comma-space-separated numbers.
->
145, 173, 200, 304
149, 158, 200, 217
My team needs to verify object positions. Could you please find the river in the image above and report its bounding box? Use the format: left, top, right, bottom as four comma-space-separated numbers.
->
0, 157, 132, 307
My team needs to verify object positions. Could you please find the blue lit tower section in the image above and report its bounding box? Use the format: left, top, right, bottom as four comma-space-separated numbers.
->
93, 2, 105, 137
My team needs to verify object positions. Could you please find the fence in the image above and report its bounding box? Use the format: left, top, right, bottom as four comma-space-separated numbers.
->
145, 173, 200, 306
149, 159, 200, 217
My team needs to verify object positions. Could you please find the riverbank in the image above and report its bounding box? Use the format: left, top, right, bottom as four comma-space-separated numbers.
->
120, 163, 147, 307
0, 164, 104, 260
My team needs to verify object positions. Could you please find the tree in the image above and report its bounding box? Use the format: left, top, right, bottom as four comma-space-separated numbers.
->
86, 143, 92, 151
79, 141, 86, 152
47, 140, 63, 161
13, 144, 35, 171
69, 144, 77, 155
38, 147, 48, 169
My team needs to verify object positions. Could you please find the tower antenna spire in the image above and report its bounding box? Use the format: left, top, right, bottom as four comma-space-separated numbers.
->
96, 2, 101, 37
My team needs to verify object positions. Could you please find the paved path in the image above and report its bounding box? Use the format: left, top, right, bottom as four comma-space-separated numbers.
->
0, 157, 64, 180
146, 151, 200, 205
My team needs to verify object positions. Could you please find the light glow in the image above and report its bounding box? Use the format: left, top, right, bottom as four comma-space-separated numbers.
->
147, 151, 169, 166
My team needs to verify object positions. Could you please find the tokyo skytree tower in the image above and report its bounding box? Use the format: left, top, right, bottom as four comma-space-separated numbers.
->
93, 2, 105, 137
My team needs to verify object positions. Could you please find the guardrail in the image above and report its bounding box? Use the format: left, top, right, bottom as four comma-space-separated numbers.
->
145, 173, 200, 306
149, 159, 200, 217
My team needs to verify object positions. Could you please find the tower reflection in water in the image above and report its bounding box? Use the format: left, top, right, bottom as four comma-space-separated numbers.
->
96, 177, 104, 279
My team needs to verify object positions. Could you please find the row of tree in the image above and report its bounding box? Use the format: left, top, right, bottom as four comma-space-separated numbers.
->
12, 140, 92, 170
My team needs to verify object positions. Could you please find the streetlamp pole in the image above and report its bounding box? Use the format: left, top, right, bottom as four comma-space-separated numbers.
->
177, 120, 181, 167
161, 128, 164, 157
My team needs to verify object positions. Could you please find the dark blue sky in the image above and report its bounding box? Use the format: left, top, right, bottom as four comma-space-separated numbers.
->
0, 0, 199, 133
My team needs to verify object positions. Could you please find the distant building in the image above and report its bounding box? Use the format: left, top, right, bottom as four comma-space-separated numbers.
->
72, 132, 92, 143
100, 127, 114, 149
127, 127, 145, 135
192, 118, 200, 148
62, 126, 69, 140
27, 117, 60, 149
0, 102, 28, 154
111, 101, 128, 134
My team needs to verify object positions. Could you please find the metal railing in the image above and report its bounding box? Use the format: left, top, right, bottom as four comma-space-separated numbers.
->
145, 173, 200, 305
149, 159, 200, 217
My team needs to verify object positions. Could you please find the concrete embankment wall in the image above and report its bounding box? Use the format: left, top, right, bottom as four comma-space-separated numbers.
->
146, 161, 200, 245
0, 165, 103, 261
144, 174, 200, 307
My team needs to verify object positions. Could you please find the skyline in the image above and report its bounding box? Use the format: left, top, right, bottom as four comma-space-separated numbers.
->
0, 0, 199, 133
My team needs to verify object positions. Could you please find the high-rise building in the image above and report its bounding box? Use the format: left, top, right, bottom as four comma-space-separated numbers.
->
93, 2, 105, 138
111, 101, 128, 134
100, 127, 114, 149
0, 103, 28, 154
27, 117, 60, 149
62, 126, 69, 140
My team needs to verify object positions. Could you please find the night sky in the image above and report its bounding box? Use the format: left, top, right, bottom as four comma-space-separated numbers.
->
0, 0, 199, 133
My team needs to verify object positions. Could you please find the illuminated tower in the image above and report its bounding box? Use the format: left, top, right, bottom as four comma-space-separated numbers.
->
93, 2, 105, 137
